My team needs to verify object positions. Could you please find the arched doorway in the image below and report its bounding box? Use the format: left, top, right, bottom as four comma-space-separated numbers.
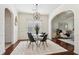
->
5, 8, 14, 49
51, 10, 74, 45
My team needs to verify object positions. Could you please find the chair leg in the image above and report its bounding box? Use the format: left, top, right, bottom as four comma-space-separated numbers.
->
42, 42, 44, 45
27, 39, 29, 43
28, 42, 31, 48
32, 42, 33, 50
42, 42, 45, 49
45, 41, 48, 47
39, 41, 41, 46
35, 42, 38, 47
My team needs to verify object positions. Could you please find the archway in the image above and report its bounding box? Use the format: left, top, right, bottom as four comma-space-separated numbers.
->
5, 8, 14, 49
51, 10, 74, 45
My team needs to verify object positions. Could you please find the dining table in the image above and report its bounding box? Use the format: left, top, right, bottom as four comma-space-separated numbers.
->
32, 34, 43, 41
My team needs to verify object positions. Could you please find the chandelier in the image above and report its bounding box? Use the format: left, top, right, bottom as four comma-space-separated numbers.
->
33, 4, 40, 20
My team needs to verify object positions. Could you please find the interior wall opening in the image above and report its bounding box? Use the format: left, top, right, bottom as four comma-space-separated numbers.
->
51, 10, 74, 46
5, 8, 13, 49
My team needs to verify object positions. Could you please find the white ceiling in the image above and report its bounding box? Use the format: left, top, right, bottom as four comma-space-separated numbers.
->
15, 4, 61, 15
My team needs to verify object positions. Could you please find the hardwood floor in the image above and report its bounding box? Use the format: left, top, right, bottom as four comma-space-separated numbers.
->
5, 42, 12, 49
4, 39, 77, 55
4, 40, 20, 55
52, 39, 74, 52
49, 38, 77, 55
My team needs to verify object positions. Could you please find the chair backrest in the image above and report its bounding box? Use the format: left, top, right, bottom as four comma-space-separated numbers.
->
40, 32, 46, 37
42, 34, 48, 41
27, 33, 35, 42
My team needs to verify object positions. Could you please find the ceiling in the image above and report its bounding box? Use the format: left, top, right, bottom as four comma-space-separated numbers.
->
15, 4, 61, 15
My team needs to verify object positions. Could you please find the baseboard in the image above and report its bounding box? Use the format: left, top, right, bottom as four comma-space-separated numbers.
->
5, 42, 12, 44
18, 39, 28, 41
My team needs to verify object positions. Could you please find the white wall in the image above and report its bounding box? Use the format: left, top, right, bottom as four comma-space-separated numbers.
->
0, 5, 5, 54
0, 4, 18, 54
18, 12, 48, 39
48, 4, 79, 54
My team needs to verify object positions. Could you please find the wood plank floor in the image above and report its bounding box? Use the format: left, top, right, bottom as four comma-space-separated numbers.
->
52, 39, 74, 52
52, 39, 77, 55
4, 39, 77, 55
4, 40, 20, 55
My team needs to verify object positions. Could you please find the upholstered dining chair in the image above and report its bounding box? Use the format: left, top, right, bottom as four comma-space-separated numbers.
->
27, 33, 38, 49
39, 34, 48, 47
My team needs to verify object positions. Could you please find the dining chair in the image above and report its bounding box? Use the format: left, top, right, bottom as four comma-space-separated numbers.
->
39, 34, 48, 47
40, 32, 46, 37
27, 33, 38, 49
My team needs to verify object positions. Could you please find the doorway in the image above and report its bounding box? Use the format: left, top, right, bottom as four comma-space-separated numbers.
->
5, 8, 13, 49
51, 10, 74, 51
